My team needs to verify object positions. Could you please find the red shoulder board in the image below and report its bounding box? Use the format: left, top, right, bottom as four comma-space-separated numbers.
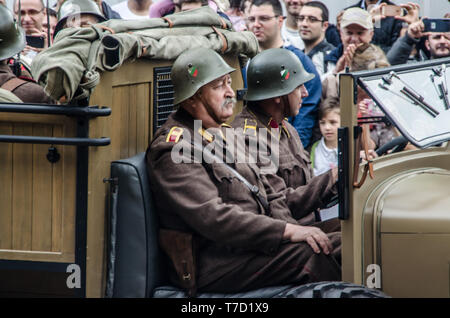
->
166, 127, 184, 143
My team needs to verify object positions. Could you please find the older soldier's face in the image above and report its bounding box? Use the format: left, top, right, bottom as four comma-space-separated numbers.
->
286, 84, 308, 117
198, 74, 236, 125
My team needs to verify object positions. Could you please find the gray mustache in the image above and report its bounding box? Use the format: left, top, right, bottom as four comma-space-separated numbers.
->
222, 97, 237, 108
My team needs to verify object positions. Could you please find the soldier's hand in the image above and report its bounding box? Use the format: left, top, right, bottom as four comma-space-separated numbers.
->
283, 223, 332, 255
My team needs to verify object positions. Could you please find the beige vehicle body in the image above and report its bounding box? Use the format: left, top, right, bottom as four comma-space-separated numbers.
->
339, 57, 450, 298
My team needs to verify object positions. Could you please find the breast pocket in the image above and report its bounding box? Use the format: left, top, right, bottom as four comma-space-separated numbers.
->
278, 154, 310, 188
209, 163, 253, 204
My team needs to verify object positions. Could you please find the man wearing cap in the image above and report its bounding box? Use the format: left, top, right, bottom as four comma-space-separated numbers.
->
146, 47, 341, 294
232, 48, 338, 225
0, 4, 53, 103
324, 7, 375, 76
346, 0, 402, 53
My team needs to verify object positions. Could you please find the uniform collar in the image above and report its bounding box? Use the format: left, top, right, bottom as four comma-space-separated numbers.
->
0, 64, 13, 74
170, 107, 227, 144
247, 104, 291, 139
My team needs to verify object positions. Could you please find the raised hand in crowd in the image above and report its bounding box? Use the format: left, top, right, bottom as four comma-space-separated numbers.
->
406, 18, 429, 40
395, 2, 420, 25
22, 27, 48, 56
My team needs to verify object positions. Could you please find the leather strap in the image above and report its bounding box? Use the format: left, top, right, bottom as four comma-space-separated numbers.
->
97, 24, 115, 34
1, 77, 27, 92
211, 25, 228, 54
219, 17, 227, 29
162, 17, 174, 28
353, 124, 374, 188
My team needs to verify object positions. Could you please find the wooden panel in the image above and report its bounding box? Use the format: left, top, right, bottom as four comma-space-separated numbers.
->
115, 85, 130, 159
52, 125, 63, 252
12, 124, 33, 251
128, 84, 137, 157
136, 83, 151, 153
0, 123, 13, 250
113, 82, 152, 159
31, 124, 53, 251
0, 114, 77, 263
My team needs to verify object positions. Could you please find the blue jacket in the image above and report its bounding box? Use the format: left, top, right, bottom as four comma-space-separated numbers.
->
285, 45, 322, 148
241, 46, 322, 148
324, 44, 343, 65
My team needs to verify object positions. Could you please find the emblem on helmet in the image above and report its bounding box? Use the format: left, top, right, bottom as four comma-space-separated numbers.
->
280, 69, 290, 80
188, 65, 198, 78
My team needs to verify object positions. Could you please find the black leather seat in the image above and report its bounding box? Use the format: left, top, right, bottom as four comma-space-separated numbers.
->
105, 152, 293, 298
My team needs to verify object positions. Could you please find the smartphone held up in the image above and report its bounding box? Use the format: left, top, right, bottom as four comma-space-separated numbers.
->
381, 5, 405, 17
423, 19, 450, 33
25, 35, 45, 49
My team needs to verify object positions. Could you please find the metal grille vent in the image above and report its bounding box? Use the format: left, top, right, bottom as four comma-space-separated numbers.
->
153, 66, 175, 133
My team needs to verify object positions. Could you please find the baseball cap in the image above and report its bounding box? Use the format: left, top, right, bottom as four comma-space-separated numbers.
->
341, 7, 373, 30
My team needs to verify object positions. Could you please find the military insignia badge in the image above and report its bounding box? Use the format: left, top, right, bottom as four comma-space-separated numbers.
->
280, 69, 290, 80
188, 65, 198, 78
166, 127, 184, 143
243, 119, 257, 136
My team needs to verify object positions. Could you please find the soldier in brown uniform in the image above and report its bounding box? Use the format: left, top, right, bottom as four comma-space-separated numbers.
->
146, 47, 340, 295
232, 48, 337, 223
0, 5, 53, 104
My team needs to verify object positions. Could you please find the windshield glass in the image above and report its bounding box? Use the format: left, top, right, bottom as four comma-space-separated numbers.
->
358, 59, 450, 148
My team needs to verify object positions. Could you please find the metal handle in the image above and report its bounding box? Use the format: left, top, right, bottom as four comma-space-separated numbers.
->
0, 104, 111, 118
0, 135, 110, 146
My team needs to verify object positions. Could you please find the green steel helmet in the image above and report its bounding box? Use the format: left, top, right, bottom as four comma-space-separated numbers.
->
245, 48, 315, 101
0, 5, 26, 60
54, 0, 106, 36
171, 47, 235, 105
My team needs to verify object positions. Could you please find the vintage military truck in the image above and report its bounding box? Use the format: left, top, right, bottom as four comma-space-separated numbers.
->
1, 6, 449, 298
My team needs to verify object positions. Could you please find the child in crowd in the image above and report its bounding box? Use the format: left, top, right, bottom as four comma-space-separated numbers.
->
310, 96, 340, 177
310, 96, 340, 220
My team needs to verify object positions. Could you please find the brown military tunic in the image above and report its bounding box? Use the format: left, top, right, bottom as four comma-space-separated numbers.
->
146, 107, 340, 293
232, 104, 338, 222
0, 64, 54, 104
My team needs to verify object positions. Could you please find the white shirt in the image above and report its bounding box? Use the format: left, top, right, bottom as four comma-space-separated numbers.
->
313, 137, 338, 177
312, 137, 339, 221
112, 1, 150, 20
281, 20, 304, 51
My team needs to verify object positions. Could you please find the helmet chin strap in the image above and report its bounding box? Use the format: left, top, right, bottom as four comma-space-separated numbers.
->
281, 95, 292, 121
197, 91, 222, 127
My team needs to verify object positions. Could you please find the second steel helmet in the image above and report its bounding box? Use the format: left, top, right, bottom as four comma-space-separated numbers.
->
171, 47, 235, 105
54, 0, 106, 37
0, 5, 26, 60
245, 48, 315, 101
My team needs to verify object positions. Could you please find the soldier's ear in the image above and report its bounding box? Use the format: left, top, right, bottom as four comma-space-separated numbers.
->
273, 97, 282, 105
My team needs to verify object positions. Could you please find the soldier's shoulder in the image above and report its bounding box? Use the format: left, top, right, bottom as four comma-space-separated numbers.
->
232, 111, 259, 137
151, 126, 187, 148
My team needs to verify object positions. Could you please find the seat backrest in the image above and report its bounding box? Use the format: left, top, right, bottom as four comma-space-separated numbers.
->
105, 152, 167, 297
